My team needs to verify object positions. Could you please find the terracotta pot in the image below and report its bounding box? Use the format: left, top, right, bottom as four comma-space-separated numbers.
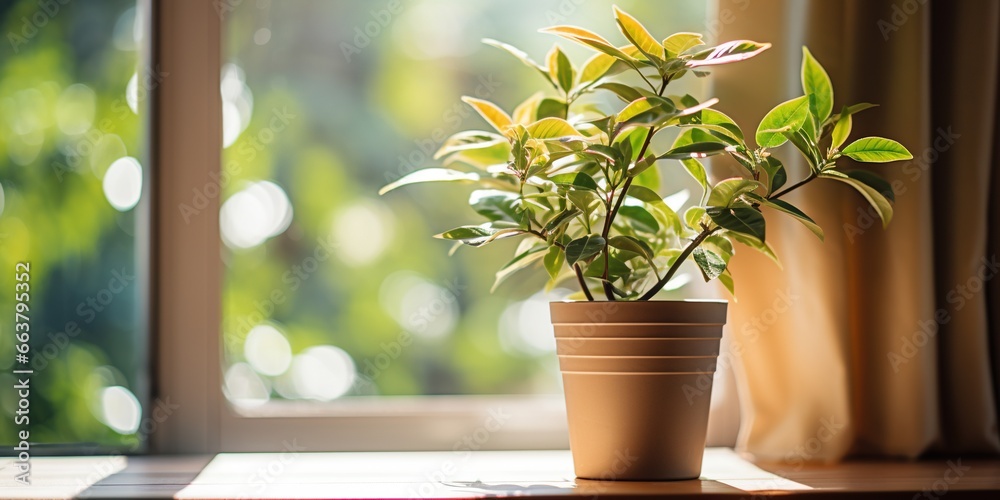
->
557, 355, 717, 373
550, 300, 727, 481
555, 338, 720, 357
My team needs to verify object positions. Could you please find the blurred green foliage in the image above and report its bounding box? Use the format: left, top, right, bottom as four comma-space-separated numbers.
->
0, 0, 147, 450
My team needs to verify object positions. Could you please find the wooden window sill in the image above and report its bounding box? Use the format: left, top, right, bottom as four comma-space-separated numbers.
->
3, 448, 998, 499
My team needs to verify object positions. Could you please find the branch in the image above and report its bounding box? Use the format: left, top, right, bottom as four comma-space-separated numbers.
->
769, 172, 817, 200
639, 226, 718, 301
598, 77, 672, 300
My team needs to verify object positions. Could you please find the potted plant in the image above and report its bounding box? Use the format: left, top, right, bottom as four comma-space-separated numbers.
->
380, 6, 911, 481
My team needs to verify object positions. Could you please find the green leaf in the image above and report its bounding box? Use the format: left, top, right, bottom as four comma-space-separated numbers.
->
747, 193, 824, 240
699, 108, 744, 142
756, 95, 811, 148
659, 142, 730, 160
379, 168, 480, 195
584, 144, 624, 166
470, 190, 522, 222
703, 234, 734, 265
831, 109, 852, 150
619, 205, 660, 233
552, 172, 599, 191
707, 206, 766, 241
544, 246, 565, 280
436, 224, 524, 247
627, 185, 682, 233
596, 82, 646, 103
663, 32, 704, 58
567, 190, 600, 217
684, 206, 706, 229
841, 136, 913, 163
483, 39, 556, 88
839, 103, 878, 118
584, 254, 632, 280
632, 161, 660, 190
608, 235, 655, 264
822, 171, 894, 227
493, 246, 548, 292
526, 117, 581, 139
565, 235, 606, 265
844, 170, 896, 202
547, 45, 576, 93
613, 5, 664, 62
759, 156, 787, 195
540, 25, 639, 68
576, 52, 618, 88
707, 178, 762, 207
687, 40, 771, 67
537, 98, 568, 120
544, 207, 582, 232
693, 248, 727, 282
682, 159, 709, 201
718, 270, 736, 298
434, 131, 507, 160
462, 96, 513, 134
801, 47, 834, 122
617, 96, 676, 126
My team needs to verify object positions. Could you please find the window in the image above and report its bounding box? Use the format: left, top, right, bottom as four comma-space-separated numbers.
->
218, 0, 712, 408
0, 0, 151, 452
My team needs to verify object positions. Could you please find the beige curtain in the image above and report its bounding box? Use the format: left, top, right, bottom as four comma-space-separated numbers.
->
711, 0, 1000, 461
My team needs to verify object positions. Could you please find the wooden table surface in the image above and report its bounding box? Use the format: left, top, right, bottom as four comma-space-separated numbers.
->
2, 448, 999, 499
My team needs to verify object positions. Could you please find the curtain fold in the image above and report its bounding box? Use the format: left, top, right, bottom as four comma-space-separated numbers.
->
712, 0, 1000, 461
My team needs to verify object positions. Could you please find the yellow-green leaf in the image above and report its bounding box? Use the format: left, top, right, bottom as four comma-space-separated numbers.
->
540, 25, 639, 67
708, 178, 762, 207
663, 32, 704, 58
801, 47, 834, 122
755, 95, 811, 148
612, 5, 663, 62
547, 45, 576, 93
461, 96, 513, 133
831, 110, 852, 150
576, 53, 618, 88
526, 117, 581, 139
823, 172, 894, 227
841, 136, 913, 163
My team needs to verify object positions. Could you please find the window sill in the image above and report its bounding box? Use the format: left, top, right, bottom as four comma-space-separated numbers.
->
5, 448, 999, 499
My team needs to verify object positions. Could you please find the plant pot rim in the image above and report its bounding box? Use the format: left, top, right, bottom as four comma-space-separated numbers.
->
558, 354, 719, 359
550, 299, 729, 325
550, 299, 728, 304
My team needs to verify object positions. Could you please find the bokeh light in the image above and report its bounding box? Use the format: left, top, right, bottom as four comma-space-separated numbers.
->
243, 324, 293, 376
224, 362, 271, 406
55, 83, 96, 135
98, 386, 142, 435
290, 346, 356, 401
219, 180, 293, 249
378, 271, 458, 340
102, 156, 143, 211
331, 200, 394, 267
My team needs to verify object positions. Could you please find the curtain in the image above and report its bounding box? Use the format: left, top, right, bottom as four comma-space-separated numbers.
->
710, 0, 1000, 461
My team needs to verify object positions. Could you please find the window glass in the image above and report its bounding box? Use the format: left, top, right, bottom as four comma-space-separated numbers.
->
221, 0, 709, 404
0, 0, 150, 451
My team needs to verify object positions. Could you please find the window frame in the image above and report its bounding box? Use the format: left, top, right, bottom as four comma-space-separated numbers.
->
150, 0, 570, 454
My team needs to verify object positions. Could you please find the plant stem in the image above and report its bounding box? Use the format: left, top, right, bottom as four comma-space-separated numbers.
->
598, 77, 671, 301
770, 172, 817, 200
528, 229, 594, 301
639, 226, 718, 301
575, 264, 595, 301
